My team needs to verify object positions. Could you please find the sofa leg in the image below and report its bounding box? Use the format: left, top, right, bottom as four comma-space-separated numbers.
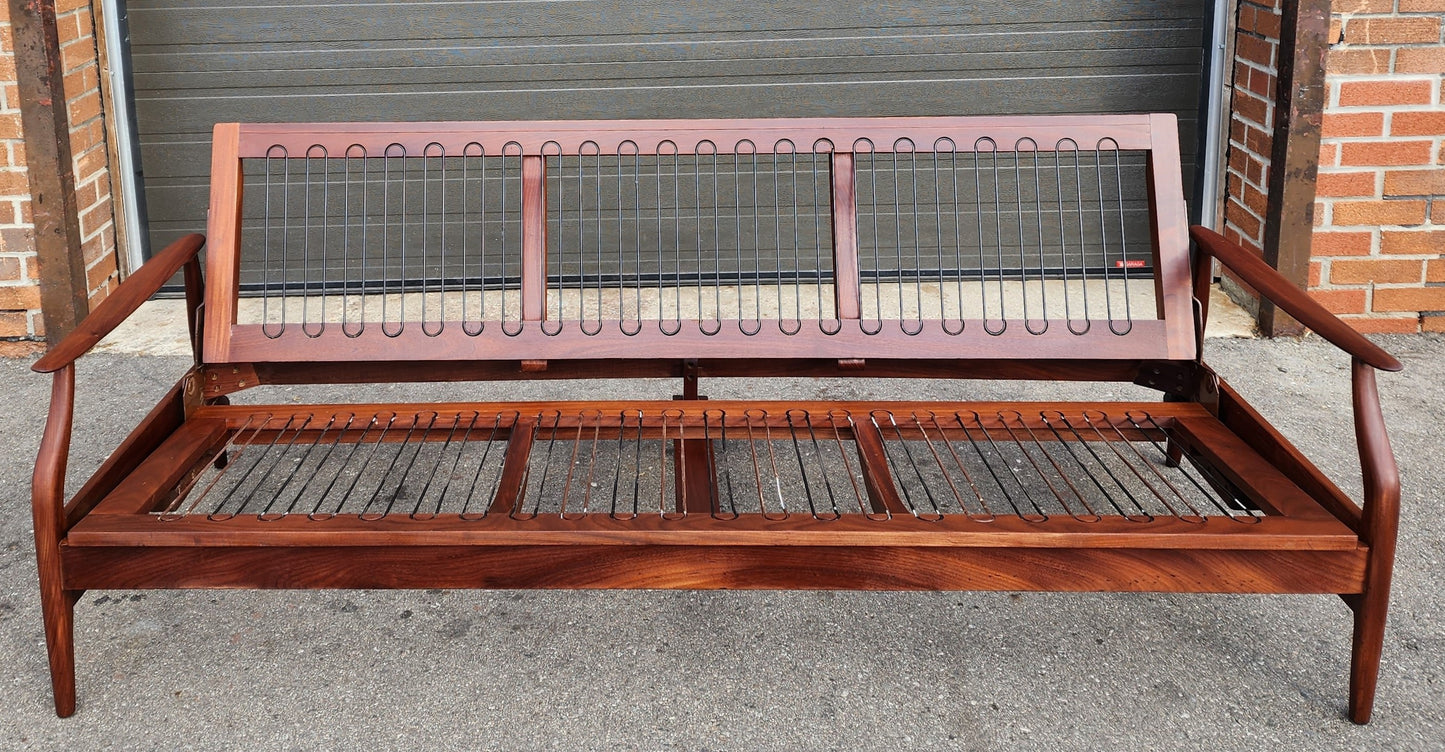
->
37, 582, 77, 717
1348, 587, 1389, 725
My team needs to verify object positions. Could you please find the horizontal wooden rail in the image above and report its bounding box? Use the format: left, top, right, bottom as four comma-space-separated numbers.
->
1190, 226, 1401, 372
33, 234, 205, 373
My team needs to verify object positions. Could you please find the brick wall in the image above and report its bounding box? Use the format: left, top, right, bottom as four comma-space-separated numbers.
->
0, 0, 119, 355
1222, 0, 1284, 302
1311, 0, 1445, 333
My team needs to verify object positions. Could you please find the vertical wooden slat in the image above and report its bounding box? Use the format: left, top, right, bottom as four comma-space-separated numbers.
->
675, 438, 717, 515
851, 420, 907, 515
521, 155, 547, 322
490, 419, 537, 516
1261, 0, 1329, 337
1145, 115, 1196, 361
203, 123, 243, 362
10, 0, 88, 344
830, 152, 861, 320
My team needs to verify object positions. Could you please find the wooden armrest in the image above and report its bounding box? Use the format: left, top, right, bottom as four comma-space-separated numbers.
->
32, 234, 206, 374
1190, 226, 1402, 372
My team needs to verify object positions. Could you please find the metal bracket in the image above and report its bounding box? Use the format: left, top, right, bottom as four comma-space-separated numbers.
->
201, 363, 259, 398
677, 359, 703, 401
181, 368, 205, 418
1195, 364, 1223, 415
1133, 361, 1198, 396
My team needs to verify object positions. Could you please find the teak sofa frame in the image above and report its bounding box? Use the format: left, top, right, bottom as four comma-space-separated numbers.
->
30, 115, 1400, 722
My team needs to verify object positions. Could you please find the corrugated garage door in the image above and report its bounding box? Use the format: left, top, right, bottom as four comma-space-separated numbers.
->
124, 0, 1209, 257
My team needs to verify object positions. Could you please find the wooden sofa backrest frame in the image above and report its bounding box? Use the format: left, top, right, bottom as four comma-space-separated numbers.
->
202, 115, 1195, 370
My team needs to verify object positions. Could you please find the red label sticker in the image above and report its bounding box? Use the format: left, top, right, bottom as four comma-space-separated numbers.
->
1113, 259, 1147, 268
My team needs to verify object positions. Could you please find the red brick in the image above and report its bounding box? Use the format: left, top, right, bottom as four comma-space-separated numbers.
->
1249, 157, 1266, 185
1319, 142, 1340, 168
0, 168, 33, 198
1333, 0, 1401, 11
1238, 230, 1266, 258
1332, 199, 1428, 226
74, 179, 99, 213
1423, 315, 1445, 332
1395, 47, 1445, 75
62, 66, 98, 102
81, 234, 110, 265
1233, 61, 1250, 90
1329, 258, 1424, 284
73, 146, 108, 181
75, 8, 94, 40
0, 227, 32, 253
1316, 170, 1378, 197
1242, 181, 1270, 215
1428, 259, 1445, 283
1330, 18, 1344, 45
0, 257, 20, 282
0, 341, 45, 358
56, 0, 94, 15
1434, 202, 1445, 223
0, 284, 41, 310
1374, 287, 1445, 312
1322, 112, 1384, 138
59, 39, 95, 75
1380, 230, 1445, 254
1343, 317, 1420, 334
1326, 48, 1391, 76
1245, 124, 1272, 156
0, 112, 22, 141
1344, 17, 1442, 45
1309, 288, 1367, 314
1401, 0, 1445, 10
66, 90, 101, 127
1236, 34, 1276, 69
1337, 80, 1435, 107
1252, 8, 1282, 37
85, 255, 117, 292
1309, 261, 1323, 286
1227, 173, 1244, 201
1392, 111, 1445, 137
1226, 198, 1263, 239
1238, 5, 1258, 34
1340, 140, 1434, 167
1233, 89, 1271, 127
1384, 168, 1445, 196
0, 310, 27, 337
1312, 230, 1376, 256
79, 197, 112, 238
1246, 67, 1275, 98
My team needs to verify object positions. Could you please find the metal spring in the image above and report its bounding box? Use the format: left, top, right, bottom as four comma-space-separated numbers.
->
165, 408, 1258, 525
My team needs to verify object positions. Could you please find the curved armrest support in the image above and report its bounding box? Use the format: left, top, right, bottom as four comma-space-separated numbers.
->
1190, 226, 1401, 372
1353, 360, 1400, 550
32, 234, 205, 374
